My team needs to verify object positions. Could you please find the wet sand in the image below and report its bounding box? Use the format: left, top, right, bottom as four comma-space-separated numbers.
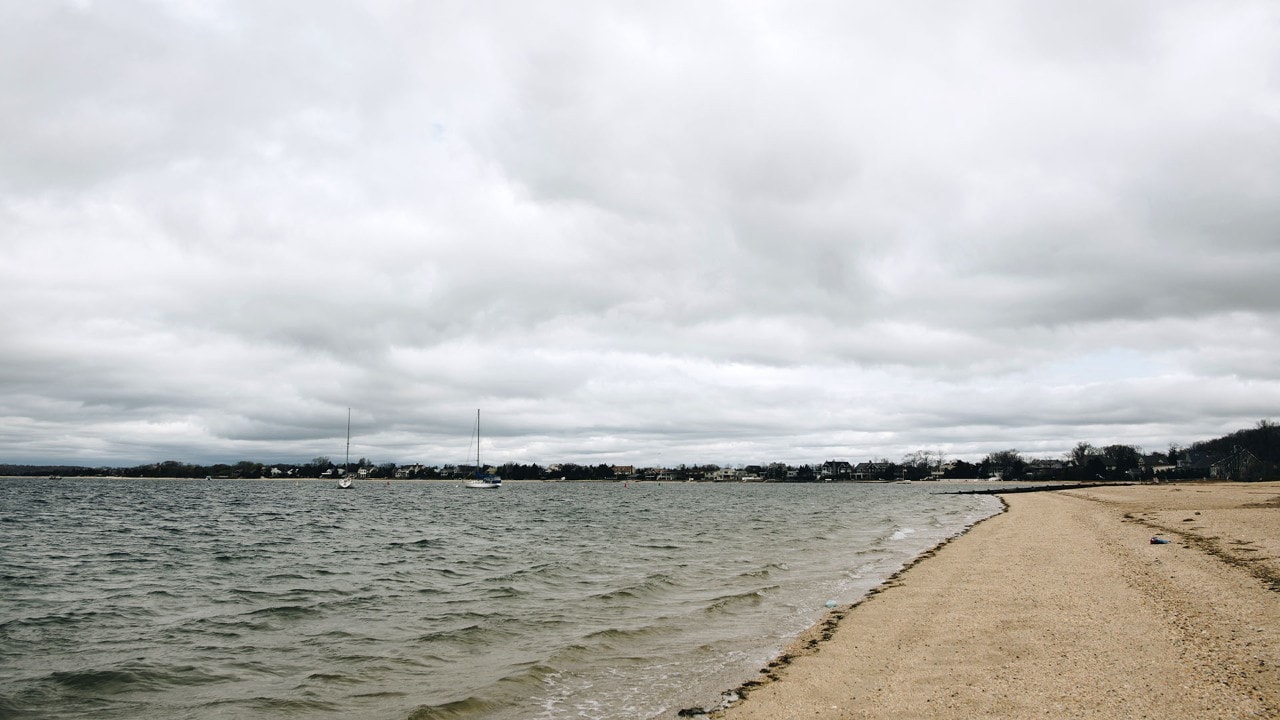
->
709, 482, 1280, 719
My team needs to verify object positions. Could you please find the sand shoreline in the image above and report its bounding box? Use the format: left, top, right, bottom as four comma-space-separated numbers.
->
703, 481, 1280, 719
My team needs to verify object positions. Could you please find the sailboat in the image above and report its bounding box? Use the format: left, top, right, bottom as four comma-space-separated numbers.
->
337, 408, 354, 489
464, 409, 502, 489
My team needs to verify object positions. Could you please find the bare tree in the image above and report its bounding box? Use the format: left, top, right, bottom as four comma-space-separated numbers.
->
1068, 442, 1096, 467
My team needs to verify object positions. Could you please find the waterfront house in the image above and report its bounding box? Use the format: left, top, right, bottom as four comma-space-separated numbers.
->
819, 460, 853, 481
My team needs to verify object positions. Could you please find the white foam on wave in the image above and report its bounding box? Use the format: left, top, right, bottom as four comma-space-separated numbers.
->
890, 528, 917, 541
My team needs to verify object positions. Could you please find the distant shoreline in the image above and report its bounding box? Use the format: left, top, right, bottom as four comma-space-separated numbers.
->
0, 475, 1172, 485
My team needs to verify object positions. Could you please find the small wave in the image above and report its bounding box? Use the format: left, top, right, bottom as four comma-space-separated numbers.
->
581, 625, 658, 645
204, 695, 341, 714
481, 585, 525, 600
590, 573, 676, 602
1, 609, 123, 630
413, 623, 485, 645
229, 588, 286, 601
48, 668, 140, 693
408, 696, 507, 720
737, 562, 787, 579
890, 528, 917, 541
302, 671, 360, 685
0, 572, 38, 583
467, 553, 511, 569
390, 537, 444, 548
499, 561, 559, 579
351, 689, 409, 699
262, 572, 309, 581
301, 628, 359, 642
225, 659, 290, 677
246, 604, 319, 621
183, 615, 266, 637
47, 662, 230, 694
704, 588, 773, 614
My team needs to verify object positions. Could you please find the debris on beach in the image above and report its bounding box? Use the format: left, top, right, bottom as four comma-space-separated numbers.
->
1150, 536, 1171, 544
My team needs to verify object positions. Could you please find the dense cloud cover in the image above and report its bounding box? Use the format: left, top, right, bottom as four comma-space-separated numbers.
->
2, 1, 1277, 467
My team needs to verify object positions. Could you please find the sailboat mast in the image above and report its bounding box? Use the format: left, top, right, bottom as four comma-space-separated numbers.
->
463, 409, 500, 489
345, 408, 351, 471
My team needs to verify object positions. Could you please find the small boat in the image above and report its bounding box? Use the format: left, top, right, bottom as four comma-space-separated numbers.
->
464, 409, 501, 489
337, 408, 355, 489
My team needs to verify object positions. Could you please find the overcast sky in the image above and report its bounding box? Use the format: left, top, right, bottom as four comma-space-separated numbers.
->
2, 1, 1278, 469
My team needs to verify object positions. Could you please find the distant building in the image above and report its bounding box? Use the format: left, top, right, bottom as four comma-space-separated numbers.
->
853, 462, 892, 481
1141, 454, 1176, 476
819, 460, 853, 481
1210, 448, 1261, 480
1026, 459, 1065, 480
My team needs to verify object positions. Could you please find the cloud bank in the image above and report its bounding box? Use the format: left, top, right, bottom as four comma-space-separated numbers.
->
2, 1, 1278, 467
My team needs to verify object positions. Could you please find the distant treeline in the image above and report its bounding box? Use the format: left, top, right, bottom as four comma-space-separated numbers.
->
3, 420, 1276, 482
1187, 421, 1280, 463
0, 459, 622, 481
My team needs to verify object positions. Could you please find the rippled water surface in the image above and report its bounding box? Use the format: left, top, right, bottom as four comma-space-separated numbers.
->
0, 478, 999, 719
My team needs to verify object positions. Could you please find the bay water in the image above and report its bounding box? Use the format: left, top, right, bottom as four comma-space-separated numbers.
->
0, 478, 1000, 719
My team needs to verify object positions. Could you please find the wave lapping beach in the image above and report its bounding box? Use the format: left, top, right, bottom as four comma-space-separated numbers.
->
712, 482, 1280, 719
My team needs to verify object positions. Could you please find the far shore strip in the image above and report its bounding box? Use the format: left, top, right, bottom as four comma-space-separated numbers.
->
707, 482, 1279, 719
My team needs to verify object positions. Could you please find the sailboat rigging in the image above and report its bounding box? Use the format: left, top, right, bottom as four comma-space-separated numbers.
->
337, 408, 354, 489
464, 409, 501, 489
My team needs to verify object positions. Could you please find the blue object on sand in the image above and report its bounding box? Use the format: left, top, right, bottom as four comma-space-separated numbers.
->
1150, 536, 1171, 544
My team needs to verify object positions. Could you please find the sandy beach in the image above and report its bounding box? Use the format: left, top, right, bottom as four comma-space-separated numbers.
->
709, 482, 1280, 719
